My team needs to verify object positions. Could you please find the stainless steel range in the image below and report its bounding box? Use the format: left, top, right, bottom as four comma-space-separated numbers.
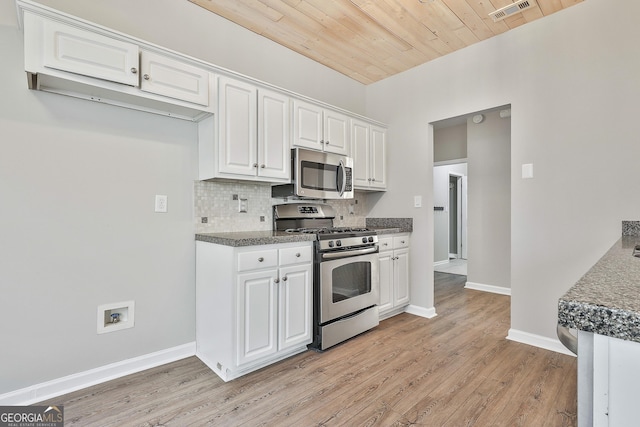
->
274, 203, 380, 350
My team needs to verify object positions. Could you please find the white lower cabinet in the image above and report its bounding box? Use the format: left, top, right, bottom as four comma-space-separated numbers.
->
196, 241, 312, 381
378, 233, 410, 319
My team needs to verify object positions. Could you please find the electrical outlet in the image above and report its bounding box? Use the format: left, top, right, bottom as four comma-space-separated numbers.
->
238, 198, 248, 213
155, 195, 168, 213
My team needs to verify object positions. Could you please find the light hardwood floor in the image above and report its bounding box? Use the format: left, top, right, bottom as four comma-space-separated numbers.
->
40, 273, 577, 426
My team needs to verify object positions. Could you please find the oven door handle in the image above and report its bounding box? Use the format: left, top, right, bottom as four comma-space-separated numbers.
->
321, 246, 378, 260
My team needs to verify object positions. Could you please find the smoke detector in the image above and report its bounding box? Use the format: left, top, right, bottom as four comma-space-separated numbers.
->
489, 0, 537, 22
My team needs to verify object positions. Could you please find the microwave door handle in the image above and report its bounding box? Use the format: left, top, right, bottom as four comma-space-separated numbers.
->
338, 159, 347, 197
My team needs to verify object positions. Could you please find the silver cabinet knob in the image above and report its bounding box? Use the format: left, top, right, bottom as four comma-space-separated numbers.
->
296, 253, 301, 257
258, 257, 264, 262
274, 278, 280, 284
253, 163, 258, 168
143, 74, 150, 80
372, 178, 376, 182
282, 276, 288, 281
401, 240, 405, 244
325, 140, 330, 145
260, 164, 265, 168
130, 67, 138, 74
383, 243, 388, 246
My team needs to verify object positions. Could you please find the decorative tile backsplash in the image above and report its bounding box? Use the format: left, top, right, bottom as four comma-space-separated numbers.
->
194, 180, 368, 233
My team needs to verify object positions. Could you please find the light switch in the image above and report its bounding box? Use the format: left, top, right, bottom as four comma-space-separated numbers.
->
414, 196, 422, 208
522, 163, 534, 179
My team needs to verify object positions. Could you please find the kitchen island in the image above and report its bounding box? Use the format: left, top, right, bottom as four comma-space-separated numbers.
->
558, 222, 640, 426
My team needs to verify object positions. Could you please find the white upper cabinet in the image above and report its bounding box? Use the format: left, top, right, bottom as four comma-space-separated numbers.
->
352, 119, 387, 190
217, 76, 258, 177
43, 19, 139, 86
292, 99, 350, 156
258, 89, 290, 181
21, 6, 214, 121
199, 76, 290, 182
139, 50, 209, 106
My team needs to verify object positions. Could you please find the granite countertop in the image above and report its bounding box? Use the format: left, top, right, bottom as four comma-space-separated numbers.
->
558, 235, 640, 343
197, 218, 413, 247
196, 231, 316, 247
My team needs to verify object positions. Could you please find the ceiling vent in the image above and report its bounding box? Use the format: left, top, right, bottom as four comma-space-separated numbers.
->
489, 0, 537, 22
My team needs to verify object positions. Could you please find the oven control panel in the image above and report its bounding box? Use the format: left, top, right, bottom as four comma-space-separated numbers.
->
318, 235, 378, 251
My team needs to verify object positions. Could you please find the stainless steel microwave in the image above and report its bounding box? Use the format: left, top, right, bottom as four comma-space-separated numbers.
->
271, 148, 354, 200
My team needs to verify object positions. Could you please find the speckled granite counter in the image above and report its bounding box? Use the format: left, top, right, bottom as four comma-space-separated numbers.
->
558, 235, 640, 343
366, 218, 413, 233
196, 231, 316, 247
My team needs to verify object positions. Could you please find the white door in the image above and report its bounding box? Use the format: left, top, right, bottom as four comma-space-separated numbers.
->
139, 50, 209, 106
277, 264, 312, 351
292, 99, 323, 151
323, 110, 350, 155
377, 251, 393, 313
351, 119, 370, 188
258, 89, 290, 182
43, 19, 139, 86
370, 125, 387, 189
237, 270, 278, 366
218, 77, 257, 177
394, 248, 410, 307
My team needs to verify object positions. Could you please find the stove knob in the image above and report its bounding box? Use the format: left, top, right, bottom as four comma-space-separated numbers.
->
368, 237, 374, 242
336, 240, 342, 247
328, 241, 334, 248
362, 237, 368, 243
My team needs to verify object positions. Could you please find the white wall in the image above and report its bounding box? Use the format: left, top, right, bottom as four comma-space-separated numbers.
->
466, 110, 511, 290
365, 0, 639, 342
1, 0, 365, 395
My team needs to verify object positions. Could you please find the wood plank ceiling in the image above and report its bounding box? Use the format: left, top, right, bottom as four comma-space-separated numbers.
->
188, 0, 583, 85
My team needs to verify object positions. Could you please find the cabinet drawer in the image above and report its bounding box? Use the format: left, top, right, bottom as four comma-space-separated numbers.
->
377, 236, 393, 252
238, 249, 278, 272
279, 246, 312, 266
393, 235, 410, 249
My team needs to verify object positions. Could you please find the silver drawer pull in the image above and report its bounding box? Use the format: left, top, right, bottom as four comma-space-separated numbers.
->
258, 257, 264, 262
130, 67, 138, 74
296, 253, 301, 257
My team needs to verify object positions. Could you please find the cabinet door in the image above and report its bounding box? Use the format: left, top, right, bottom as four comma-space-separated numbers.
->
351, 119, 371, 188
378, 251, 394, 314
258, 89, 290, 181
323, 109, 350, 155
140, 50, 209, 106
394, 248, 410, 307
237, 269, 278, 366
218, 77, 258, 177
43, 19, 139, 86
370, 125, 387, 189
292, 99, 323, 151
278, 264, 313, 351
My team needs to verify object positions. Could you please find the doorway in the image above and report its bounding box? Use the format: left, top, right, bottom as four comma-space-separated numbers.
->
432, 105, 511, 293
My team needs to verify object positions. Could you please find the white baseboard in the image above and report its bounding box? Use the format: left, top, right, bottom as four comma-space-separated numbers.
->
507, 329, 576, 357
405, 304, 437, 319
433, 260, 449, 266
0, 342, 196, 405
465, 281, 511, 296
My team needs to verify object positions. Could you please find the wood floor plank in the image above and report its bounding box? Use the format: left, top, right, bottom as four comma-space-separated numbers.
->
38, 273, 577, 426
